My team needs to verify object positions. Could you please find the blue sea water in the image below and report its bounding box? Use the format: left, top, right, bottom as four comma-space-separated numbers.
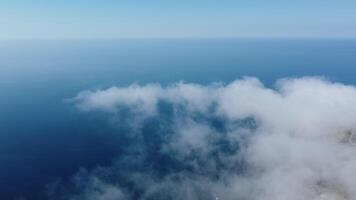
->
0, 39, 356, 199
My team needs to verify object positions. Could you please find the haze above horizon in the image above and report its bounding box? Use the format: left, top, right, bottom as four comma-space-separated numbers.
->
0, 1, 355, 40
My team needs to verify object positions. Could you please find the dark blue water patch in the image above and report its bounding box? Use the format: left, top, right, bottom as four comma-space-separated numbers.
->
0, 107, 128, 199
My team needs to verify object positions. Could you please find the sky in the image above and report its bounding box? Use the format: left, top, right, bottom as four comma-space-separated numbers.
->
0, 0, 355, 39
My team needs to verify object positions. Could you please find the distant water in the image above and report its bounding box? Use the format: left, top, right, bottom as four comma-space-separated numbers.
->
0, 39, 355, 199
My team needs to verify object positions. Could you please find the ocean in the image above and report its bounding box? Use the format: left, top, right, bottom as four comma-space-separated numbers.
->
0, 39, 355, 200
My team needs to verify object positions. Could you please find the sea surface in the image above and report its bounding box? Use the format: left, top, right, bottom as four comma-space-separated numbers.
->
0, 39, 355, 199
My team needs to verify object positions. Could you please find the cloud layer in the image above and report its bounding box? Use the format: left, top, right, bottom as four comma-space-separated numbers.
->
61, 77, 356, 200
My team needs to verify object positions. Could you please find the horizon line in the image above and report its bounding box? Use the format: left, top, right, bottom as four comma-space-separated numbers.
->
1, 36, 356, 41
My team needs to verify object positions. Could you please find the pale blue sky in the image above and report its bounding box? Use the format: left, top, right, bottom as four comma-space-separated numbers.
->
0, 0, 355, 39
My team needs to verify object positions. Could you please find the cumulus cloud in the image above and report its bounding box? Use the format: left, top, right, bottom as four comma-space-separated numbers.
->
62, 77, 356, 200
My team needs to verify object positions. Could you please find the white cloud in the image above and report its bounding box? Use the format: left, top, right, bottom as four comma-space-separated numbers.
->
67, 77, 356, 200
73, 84, 163, 115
